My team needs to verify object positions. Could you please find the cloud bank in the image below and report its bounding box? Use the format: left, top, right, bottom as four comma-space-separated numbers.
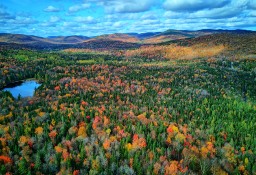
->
0, 0, 255, 36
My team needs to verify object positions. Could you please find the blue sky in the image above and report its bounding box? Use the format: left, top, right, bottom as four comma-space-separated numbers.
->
0, 0, 255, 37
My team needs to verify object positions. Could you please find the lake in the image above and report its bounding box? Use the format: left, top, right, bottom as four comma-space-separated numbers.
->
2, 80, 41, 99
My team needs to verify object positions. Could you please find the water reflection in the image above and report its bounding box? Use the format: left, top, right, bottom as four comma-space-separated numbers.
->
2, 80, 41, 99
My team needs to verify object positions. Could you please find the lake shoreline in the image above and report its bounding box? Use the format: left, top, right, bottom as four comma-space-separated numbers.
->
0, 78, 40, 91
0, 79, 41, 99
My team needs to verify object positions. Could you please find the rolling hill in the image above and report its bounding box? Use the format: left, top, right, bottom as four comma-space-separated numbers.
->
0, 33, 48, 44
127, 32, 161, 39
141, 29, 255, 44
47, 36, 90, 44
0, 33, 90, 45
0, 29, 255, 50
86, 33, 140, 43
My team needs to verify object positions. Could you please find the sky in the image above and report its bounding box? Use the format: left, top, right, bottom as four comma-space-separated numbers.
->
0, 0, 256, 37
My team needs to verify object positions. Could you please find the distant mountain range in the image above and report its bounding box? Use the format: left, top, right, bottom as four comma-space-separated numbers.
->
0, 33, 90, 44
47, 36, 90, 43
0, 29, 255, 50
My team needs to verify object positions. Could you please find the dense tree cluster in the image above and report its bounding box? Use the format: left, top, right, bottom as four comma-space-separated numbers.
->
0, 42, 256, 174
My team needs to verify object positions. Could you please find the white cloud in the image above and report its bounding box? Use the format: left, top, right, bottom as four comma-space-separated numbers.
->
44, 6, 60, 12
163, 0, 248, 20
140, 13, 158, 20
188, 0, 247, 19
12, 16, 37, 25
247, 0, 256, 9
41, 22, 56, 27
248, 10, 256, 16
140, 19, 160, 25
113, 21, 124, 27
164, 11, 186, 19
190, 7, 240, 19
74, 16, 94, 23
0, 5, 15, 20
1, 0, 256, 36
63, 22, 79, 27
95, 0, 156, 13
49, 16, 60, 23
68, 3, 91, 13
163, 0, 230, 12
41, 16, 61, 27
104, 13, 142, 22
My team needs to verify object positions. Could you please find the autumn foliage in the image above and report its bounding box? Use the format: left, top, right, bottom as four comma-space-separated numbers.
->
124, 44, 225, 60
0, 40, 256, 175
